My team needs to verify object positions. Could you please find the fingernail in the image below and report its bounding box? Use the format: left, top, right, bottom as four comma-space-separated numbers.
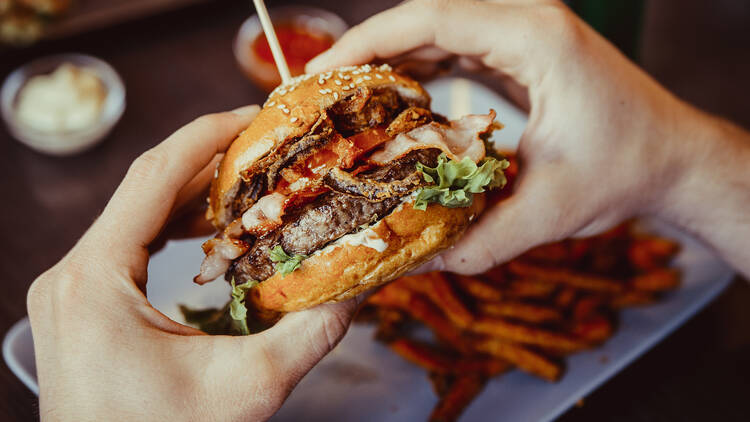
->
231, 104, 259, 116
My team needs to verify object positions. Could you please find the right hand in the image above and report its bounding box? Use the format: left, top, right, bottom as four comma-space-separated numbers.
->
308, 0, 750, 276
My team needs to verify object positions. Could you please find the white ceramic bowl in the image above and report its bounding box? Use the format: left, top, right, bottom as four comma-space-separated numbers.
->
234, 6, 348, 92
1, 53, 126, 156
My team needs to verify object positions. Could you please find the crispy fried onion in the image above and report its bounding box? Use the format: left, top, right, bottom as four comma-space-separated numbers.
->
323, 167, 423, 201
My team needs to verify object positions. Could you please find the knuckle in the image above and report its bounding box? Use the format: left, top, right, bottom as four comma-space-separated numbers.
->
193, 112, 232, 131
26, 271, 54, 318
536, 3, 583, 47
128, 147, 171, 182
318, 307, 350, 353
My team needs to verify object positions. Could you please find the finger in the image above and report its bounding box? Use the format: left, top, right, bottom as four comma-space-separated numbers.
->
90, 105, 259, 253
171, 153, 223, 218
148, 206, 216, 254
255, 299, 358, 383
306, 0, 557, 84
440, 169, 584, 274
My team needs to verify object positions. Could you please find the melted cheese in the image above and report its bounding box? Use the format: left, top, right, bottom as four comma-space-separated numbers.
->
343, 228, 388, 252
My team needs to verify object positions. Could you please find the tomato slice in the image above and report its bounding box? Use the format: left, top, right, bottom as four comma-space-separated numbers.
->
349, 127, 391, 156
269, 127, 393, 207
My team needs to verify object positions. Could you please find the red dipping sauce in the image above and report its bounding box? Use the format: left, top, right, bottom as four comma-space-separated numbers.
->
252, 24, 334, 74
235, 7, 347, 92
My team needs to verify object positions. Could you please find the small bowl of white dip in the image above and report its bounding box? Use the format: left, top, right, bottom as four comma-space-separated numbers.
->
1, 53, 125, 156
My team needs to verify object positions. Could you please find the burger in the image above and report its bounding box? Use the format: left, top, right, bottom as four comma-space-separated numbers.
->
193, 64, 509, 331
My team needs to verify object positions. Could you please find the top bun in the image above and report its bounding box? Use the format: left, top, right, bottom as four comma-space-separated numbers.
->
208, 64, 430, 229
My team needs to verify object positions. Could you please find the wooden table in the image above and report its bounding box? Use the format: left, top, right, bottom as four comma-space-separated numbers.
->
1, 1, 748, 420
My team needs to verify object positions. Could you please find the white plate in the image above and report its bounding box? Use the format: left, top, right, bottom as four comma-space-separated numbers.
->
3, 78, 734, 422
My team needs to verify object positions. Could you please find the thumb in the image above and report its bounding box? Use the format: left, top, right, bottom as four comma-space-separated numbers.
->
440, 174, 574, 274
255, 299, 359, 383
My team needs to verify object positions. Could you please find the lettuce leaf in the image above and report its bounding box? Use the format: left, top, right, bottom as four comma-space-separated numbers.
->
413, 153, 509, 211
179, 303, 239, 335
270, 245, 308, 276
229, 278, 258, 335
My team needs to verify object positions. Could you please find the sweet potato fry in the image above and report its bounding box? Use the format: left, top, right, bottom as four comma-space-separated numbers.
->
572, 295, 604, 321
481, 265, 508, 285
390, 339, 510, 377
429, 375, 486, 422
471, 317, 587, 353
428, 372, 455, 398
610, 290, 657, 308
400, 273, 475, 329
369, 284, 472, 353
473, 338, 563, 381
508, 261, 624, 293
523, 242, 571, 264
479, 301, 562, 324
504, 278, 558, 300
374, 308, 407, 341
630, 268, 681, 292
389, 339, 455, 373
628, 236, 681, 270
554, 287, 578, 309
453, 274, 503, 302
570, 315, 614, 345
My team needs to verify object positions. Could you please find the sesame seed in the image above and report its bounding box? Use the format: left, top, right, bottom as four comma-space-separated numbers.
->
363, 75, 372, 81
335, 80, 342, 85
342, 75, 352, 80
277, 104, 285, 109
375, 74, 383, 79
279, 89, 287, 95
380, 64, 393, 72
267, 101, 275, 107
342, 85, 350, 90
319, 89, 327, 94
355, 78, 364, 84
389, 75, 396, 82
326, 88, 333, 93
349, 82, 355, 88
333, 92, 339, 100
352, 70, 360, 75
282, 108, 290, 114
290, 117, 298, 123
363, 64, 372, 72
318, 79, 325, 85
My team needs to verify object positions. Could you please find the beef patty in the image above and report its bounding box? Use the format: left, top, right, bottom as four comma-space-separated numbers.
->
227, 148, 441, 282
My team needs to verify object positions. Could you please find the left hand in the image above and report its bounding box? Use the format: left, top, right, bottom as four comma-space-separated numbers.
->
27, 105, 358, 421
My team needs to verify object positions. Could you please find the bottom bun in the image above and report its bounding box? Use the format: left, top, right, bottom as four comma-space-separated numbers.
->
248, 194, 487, 315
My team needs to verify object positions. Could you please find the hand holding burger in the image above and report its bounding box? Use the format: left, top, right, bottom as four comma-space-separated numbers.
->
25, 1, 750, 420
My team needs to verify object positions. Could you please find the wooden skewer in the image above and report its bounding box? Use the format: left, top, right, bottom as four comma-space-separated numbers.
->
252, 0, 292, 84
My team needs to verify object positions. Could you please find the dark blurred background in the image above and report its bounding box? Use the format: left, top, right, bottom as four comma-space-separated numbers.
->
1, 1, 749, 421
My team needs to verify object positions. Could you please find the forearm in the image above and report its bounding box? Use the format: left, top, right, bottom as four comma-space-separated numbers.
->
655, 103, 750, 277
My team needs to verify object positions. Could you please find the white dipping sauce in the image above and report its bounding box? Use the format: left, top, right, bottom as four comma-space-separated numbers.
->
15, 63, 107, 133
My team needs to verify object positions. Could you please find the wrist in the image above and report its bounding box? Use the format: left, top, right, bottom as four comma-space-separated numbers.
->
650, 104, 750, 273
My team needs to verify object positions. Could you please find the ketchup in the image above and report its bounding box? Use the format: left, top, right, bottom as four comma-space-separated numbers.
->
252, 24, 334, 76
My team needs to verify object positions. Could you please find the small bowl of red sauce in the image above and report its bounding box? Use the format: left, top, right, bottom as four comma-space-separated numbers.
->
234, 6, 348, 92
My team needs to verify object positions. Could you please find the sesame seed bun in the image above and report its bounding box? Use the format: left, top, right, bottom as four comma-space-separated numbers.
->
208, 64, 430, 229
205, 64, 491, 315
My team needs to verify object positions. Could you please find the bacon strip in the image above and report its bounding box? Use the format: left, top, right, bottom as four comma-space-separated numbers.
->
370, 110, 495, 165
